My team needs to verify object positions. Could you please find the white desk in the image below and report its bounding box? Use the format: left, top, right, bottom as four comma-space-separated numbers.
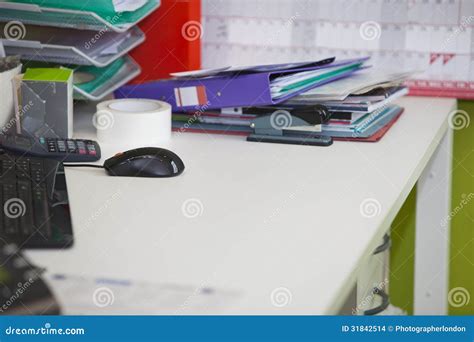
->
26, 97, 455, 314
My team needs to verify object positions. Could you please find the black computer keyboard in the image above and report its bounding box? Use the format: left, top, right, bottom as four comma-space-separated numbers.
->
0, 151, 73, 249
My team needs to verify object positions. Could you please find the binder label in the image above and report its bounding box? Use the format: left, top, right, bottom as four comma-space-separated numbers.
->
174, 86, 208, 107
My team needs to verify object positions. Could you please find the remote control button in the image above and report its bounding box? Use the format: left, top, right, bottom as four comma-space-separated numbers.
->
78, 149, 86, 155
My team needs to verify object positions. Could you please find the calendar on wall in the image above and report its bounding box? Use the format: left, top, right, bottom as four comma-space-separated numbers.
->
201, 0, 474, 99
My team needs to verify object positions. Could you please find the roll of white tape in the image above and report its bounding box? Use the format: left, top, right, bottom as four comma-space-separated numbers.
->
95, 99, 171, 146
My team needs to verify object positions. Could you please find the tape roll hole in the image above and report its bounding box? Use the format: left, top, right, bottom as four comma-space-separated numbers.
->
108, 100, 161, 113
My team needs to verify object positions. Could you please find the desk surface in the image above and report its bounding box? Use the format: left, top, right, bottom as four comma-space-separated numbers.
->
26, 96, 455, 314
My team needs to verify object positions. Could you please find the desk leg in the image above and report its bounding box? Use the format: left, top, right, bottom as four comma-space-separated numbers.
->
414, 129, 453, 315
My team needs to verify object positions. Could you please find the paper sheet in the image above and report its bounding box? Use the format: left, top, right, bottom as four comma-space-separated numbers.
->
292, 70, 415, 101
45, 274, 243, 315
113, 0, 148, 13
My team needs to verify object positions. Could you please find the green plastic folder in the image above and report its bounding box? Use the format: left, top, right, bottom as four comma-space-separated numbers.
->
8, 0, 158, 25
280, 63, 363, 92
0, 0, 160, 32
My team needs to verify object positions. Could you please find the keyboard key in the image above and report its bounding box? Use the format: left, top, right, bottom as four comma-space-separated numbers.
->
32, 188, 51, 238
18, 181, 33, 236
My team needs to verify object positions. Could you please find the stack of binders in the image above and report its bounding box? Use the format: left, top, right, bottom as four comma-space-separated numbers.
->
284, 69, 413, 142
0, 0, 160, 101
116, 57, 412, 146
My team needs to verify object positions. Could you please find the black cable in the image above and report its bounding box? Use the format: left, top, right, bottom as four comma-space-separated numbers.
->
63, 164, 104, 169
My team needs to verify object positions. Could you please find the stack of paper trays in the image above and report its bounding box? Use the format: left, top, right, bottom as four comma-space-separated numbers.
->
0, 0, 159, 100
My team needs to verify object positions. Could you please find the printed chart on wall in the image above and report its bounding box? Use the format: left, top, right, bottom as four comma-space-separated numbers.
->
202, 0, 474, 99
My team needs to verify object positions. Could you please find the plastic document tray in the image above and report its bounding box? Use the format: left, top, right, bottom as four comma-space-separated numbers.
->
0, 24, 145, 67
0, 1, 160, 33
73, 56, 141, 101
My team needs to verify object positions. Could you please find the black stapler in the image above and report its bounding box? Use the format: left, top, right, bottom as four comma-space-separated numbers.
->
246, 105, 333, 146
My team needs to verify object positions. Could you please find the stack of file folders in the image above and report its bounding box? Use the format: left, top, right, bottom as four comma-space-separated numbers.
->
116, 57, 412, 146
0, 0, 160, 100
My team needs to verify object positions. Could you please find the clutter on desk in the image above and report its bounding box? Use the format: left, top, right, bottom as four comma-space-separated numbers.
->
0, 239, 61, 315
0, 0, 159, 103
115, 57, 370, 111
144, 59, 412, 146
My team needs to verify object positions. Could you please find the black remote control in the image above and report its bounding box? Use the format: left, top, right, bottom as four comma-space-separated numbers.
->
0, 134, 101, 162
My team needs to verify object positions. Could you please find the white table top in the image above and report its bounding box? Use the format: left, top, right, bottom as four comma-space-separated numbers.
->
26, 96, 456, 314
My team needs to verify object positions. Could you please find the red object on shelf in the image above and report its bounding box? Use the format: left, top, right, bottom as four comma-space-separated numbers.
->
129, 0, 201, 83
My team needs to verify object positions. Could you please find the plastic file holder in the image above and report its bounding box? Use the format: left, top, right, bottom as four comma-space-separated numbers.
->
72, 56, 141, 101
0, 1, 160, 33
0, 24, 145, 67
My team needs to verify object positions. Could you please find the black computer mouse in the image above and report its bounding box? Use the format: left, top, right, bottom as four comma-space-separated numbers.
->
103, 147, 185, 177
